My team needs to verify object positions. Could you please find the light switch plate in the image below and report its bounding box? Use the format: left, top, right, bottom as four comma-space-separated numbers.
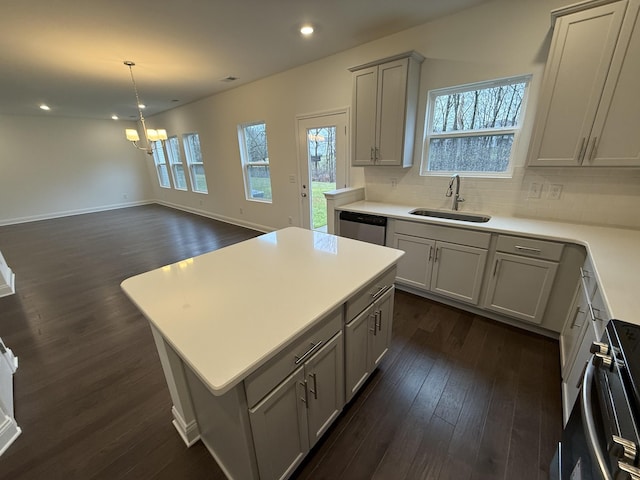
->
528, 182, 542, 199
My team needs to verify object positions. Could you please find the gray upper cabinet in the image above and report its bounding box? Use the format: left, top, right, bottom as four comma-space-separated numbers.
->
350, 51, 424, 167
528, 0, 640, 167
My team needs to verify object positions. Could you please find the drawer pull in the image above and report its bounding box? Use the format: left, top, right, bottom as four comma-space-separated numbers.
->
294, 341, 323, 365
514, 245, 542, 255
588, 304, 602, 323
577, 137, 587, 163
371, 285, 390, 301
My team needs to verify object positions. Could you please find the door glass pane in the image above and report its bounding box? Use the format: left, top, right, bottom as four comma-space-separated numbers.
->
307, 127, 337, 231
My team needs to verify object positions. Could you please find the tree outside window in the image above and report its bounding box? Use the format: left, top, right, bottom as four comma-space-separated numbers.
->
421, 75, 531, 176
238, 122, 272, 202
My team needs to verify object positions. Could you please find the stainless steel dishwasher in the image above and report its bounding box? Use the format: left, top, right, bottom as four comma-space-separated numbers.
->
338, 211, 387, 245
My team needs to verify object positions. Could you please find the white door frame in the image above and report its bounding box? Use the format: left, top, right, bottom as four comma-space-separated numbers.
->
295, 107, 350, 230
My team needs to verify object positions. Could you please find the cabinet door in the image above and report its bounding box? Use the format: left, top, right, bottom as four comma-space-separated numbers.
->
370, 287, 394, 369
562, 324, 597, 424
560, 283, 589, 379
352, 66, 378, 166
528, 2, 626, 166
376, 58, 409, 166
345, 303, 375, 402
588, 1, 640, 166
484, 252, 559, 324
431, 241, 487, 305
393, 233, 434, 290
305, 331, 344, 447
249, 367, 309, 480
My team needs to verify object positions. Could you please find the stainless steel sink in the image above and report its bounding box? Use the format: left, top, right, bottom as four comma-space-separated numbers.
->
408, 208, 491, 223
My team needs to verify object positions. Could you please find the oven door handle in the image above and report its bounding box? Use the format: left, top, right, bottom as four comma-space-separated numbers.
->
581, 356, 614, 480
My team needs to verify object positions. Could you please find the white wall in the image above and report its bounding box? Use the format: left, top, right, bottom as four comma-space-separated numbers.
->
150, 0, 640, 230
0, 114, 153, 225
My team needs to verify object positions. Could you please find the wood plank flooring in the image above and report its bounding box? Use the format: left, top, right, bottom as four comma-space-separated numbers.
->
0, 205, 562, 479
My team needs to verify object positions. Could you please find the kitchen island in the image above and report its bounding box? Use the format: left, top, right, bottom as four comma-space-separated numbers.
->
121, 227, 403, 480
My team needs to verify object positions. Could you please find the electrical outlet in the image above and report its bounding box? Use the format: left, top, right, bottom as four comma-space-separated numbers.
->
390, 178, 398, 188
288, 216, 293, 225
239, 208, 244, 215
549, 184, 563, 200
528, 182, 542, 199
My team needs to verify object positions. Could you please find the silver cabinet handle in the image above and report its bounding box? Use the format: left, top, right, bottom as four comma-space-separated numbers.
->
577, 137, 587, 163
570, 305, 585, 329
369, 313, 377, 336
428, 245, 433, 261
492, 258, 501, 277
375, 310, 382, 332
581, 358, 614, 480
299, 380, 308, 407
308, 373, 318, 400
514, 245, 542, 254
371, 285, 390, 301
588, 136, 598, 162
588, 303, 602, 323
580, 267, 590, 279
370, 146, 375, 161
434, 247, 439, 263
294, 340, 323, 365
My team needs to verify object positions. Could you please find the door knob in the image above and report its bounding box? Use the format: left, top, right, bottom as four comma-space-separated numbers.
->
301, 192, 307, 197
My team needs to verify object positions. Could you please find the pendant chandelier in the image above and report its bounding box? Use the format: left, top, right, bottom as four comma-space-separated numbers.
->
123, 61, 167, 155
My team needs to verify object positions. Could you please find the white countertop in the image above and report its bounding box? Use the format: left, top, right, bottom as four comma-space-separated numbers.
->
337, 201, 640, 324
121, 227, 404, 396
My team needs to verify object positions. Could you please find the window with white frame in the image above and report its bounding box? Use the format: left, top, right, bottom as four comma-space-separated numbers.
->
166, 136, 188, 191
182, 133, 208, 193
421, 75, 531, 176
151, 141, 171, 188
237, 122, 272, 202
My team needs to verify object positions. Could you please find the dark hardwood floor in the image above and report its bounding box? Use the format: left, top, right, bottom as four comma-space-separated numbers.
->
0, 205, 562, 479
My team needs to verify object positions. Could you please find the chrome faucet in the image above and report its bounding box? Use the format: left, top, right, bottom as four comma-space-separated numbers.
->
445, 174, 465, 211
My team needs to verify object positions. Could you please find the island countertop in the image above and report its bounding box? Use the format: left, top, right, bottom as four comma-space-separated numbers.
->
121, 227, 404, 396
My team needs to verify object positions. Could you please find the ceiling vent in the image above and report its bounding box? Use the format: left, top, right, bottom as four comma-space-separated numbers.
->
220, 76, 238, 83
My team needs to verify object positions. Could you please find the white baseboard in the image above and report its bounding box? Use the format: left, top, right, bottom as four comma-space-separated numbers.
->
0, 201, 152, 227
171, 406, 200, 447
0, 271, 14, 298
0, 415, 21, 457
155, 200, 273, 233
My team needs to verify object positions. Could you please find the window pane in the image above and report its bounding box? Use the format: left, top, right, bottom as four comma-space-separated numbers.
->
428, 134, 514, 172
238, 122, 272, 202
183, 133, 207, 193
172, 164, 187, 190
432, 82, 526, 133
191, 164, 208, 193
152, 141, 166, 165
247, 165, 272, 201
157, 164, 170, 188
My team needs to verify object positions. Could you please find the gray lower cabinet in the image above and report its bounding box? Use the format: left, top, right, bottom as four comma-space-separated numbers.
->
249, 331, 344, 480
345, 286, 394, 402
483, 235, 563, 325
393, 233, 487, 305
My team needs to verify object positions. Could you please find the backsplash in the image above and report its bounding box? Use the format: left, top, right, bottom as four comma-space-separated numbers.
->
363, 167, 640, 229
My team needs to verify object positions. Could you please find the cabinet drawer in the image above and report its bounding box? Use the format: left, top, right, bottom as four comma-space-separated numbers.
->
244, 308, 343, 408
496, 235, 564, 261
345, 266, 396, 323
394, 220, 490, 249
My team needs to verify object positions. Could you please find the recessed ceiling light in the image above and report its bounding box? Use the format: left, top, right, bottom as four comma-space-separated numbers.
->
111, 115, 119, 120
138, 103, 146, 109
300, 25, 314, 36
39, 104, 50, 111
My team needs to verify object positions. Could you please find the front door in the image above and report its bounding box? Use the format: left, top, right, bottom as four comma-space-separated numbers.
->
296, 111, 348, 231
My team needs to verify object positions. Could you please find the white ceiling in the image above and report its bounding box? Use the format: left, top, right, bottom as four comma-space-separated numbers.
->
1, 0, 490, 120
